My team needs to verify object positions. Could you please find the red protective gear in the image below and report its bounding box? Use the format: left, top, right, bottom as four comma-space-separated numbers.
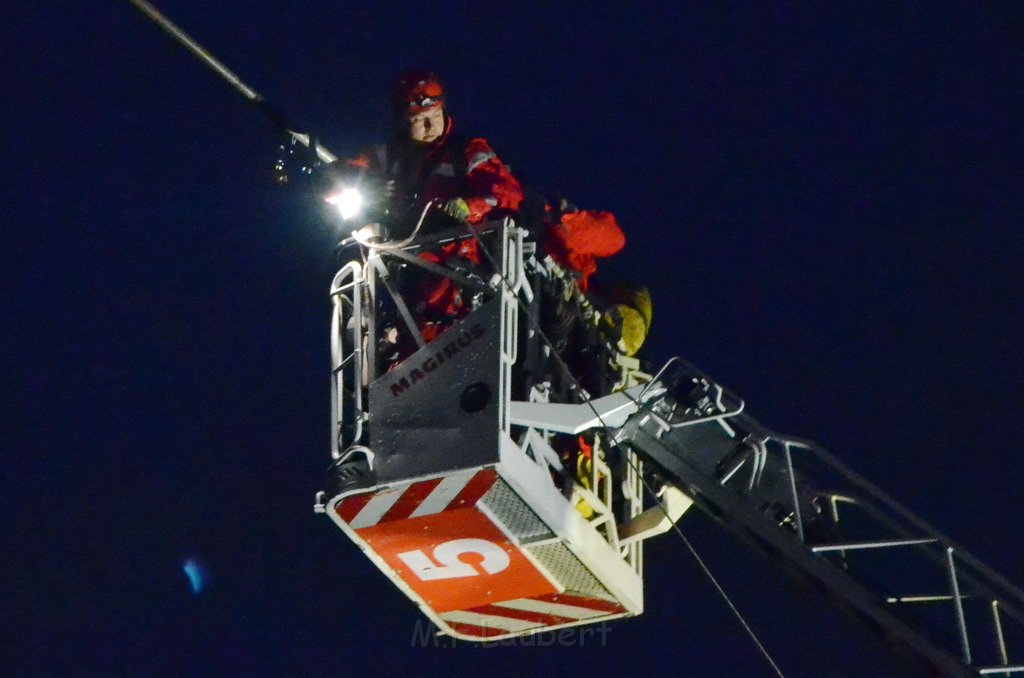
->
392, 70, 446, 115
409, 122, 522, 321
544, 209, 626, 291
347, 118, 522, 227
417, 236, 481, 319
348, 115, 523, 342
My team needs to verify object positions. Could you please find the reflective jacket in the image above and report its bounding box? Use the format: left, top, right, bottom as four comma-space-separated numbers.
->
349, 117, 523, 325
348, 117, 522, 226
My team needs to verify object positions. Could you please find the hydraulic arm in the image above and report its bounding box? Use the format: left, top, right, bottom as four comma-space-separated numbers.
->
613, 361, 1024, 676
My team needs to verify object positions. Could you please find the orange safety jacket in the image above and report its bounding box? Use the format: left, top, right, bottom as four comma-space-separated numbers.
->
348, 116, 522, 228
349, 117, 523, 327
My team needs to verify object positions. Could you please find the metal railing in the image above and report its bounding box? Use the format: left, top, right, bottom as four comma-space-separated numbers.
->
329, 261, 367, 460
625, 359, 1024, 675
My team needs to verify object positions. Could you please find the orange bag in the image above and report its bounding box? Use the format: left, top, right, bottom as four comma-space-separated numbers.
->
544, 210, 625, 291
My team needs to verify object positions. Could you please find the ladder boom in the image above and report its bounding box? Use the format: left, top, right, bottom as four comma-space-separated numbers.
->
615, 361, 1024, 676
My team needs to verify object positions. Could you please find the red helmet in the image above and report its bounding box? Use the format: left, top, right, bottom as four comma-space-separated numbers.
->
392, 70, 445, 115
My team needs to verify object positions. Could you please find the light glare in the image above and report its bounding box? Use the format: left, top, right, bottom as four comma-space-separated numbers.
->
326, 187, 364, 220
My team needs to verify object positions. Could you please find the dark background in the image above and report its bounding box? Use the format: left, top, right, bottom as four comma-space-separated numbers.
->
5, 2, 1023, 675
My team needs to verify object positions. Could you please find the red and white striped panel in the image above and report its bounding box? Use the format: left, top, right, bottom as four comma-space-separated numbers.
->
335, 469, 497, 528
439, 592, 628, 638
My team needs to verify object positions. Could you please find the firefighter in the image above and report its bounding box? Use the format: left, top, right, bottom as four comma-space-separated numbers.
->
348, 71, 522, 227
330, 72, 523, 491
348, 70, 524, 344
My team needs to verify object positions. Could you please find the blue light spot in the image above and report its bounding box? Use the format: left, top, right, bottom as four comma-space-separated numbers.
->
182, 557, 208, 595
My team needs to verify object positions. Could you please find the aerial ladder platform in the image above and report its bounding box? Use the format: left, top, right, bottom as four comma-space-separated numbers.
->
315, 218, 1024, 676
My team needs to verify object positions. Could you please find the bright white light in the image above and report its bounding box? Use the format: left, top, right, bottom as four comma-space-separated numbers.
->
325, 187, 364, 220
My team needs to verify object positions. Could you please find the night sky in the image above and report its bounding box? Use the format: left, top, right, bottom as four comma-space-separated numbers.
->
6, 2, 1024, 676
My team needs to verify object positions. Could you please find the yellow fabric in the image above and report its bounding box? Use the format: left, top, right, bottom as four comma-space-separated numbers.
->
615, 304, 648, 357
574, 498, 595, 519
577, 454, 593, 489
573, 452, 595, 518
630, 286, 653, 329
599, 286, 652, 357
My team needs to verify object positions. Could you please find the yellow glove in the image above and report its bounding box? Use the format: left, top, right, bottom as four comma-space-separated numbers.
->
443, 197, 471, 221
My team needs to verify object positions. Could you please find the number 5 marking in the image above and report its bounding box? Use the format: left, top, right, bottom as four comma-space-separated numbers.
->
397, 538, 511, 581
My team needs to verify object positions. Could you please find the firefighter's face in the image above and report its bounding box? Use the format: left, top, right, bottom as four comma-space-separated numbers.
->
407, 106, 445, 143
